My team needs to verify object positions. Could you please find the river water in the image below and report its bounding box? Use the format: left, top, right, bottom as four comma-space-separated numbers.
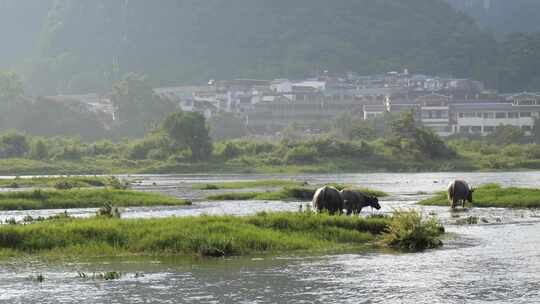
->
1, 172, 540, 303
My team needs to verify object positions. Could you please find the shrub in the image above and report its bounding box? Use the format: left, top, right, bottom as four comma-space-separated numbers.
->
285, 146, 318, 164
382, 210, 444, 251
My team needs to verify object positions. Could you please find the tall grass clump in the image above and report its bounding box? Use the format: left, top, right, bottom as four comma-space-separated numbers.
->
382, 209, 444, 251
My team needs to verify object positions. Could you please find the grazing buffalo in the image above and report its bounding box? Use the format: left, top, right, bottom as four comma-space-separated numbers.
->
312, 186, 343, 215
340, 190, 381, 215
447, 180, 474, 209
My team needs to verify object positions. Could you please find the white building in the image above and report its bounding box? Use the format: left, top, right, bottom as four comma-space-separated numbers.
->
451, 93, 540, 135
417, 94, 452, 136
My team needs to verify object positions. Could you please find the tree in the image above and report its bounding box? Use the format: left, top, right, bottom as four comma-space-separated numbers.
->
0, 131, 30, 158
111, 73, 176, 138
31, 139, 49, 160
385, 111, 456, 159
0, 71, 24, 103
163, 111, 213, 161
486, 125, 525, 146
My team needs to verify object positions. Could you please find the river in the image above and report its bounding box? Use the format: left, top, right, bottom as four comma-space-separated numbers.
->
1, 172, 540, 303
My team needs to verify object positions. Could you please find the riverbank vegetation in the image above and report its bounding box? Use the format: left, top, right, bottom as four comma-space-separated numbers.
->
0, 189, 188, 210
419, 183, 540, 208
206, 186, 388, 201
0, 210, 444, 258
2, 109, 540, 175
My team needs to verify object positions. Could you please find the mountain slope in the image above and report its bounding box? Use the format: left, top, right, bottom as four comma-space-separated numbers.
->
445, 0, 540, 36
31, 0, 496, 92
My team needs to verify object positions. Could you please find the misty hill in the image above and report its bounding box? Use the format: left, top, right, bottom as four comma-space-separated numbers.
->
0, 0, 52, 68
23, 0, 496, 95
445, 0, 540, 36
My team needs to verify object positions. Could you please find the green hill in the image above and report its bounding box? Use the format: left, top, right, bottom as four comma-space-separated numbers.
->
27, 0, 496, 93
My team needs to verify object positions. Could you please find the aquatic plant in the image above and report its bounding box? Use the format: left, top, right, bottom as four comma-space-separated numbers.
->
96, 203, 121, 218
28, 273, 45, 283
382, 209, 444, 252
454, 216, 479, 225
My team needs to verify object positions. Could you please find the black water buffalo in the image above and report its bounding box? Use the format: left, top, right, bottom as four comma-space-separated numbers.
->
447, 180, 474, 209
312, 186, 343, 215
340, 189, 381, 215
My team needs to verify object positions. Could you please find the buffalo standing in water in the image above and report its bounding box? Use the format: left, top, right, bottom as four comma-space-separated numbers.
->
340, 190, 381, 215
312, 186, 343, 215
447, 180, 474, 209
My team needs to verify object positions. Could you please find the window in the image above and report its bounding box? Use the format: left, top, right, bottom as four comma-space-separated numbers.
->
463, 113, 476, 118
471, 126, 482, 132
495, 112, 507, 119
484, 126, 494, 132
522, 125, 532, 131
460, 126, 471, 133
508, 112, 519, 118
521, 112, 532, 117
483, 113, 494, 119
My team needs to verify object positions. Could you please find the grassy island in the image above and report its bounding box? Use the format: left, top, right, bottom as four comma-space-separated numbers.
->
0, 176, 113, 188
0, 210, 444, 257
194, 179, 307, 190
418, 184, 540, 209
206, 186, 388, 201
0, 189, 189, 210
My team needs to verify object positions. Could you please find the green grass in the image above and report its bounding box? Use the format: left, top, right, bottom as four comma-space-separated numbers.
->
0, 176, 112, 188
206, 186, 388, 201
0, 189, 189, 210
418, 183, 540, 208
193, 179, 307, 190
0, 211, 443, 257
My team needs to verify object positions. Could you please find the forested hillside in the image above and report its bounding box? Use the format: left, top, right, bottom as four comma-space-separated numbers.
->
1, 0, 539, 94
0, 0, 52, 68
15, 0, 496, 94
445, 0, 540, 36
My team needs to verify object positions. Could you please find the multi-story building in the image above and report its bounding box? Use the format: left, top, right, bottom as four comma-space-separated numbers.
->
450, 92, 540, 135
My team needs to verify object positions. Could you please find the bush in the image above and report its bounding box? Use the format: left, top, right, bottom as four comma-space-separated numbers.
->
0, 131, 30, 158
285, 146, 318, 164
30, 139, 49, 160
382, 210, 444, 252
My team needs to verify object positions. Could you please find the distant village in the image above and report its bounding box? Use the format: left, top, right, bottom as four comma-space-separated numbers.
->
42, 70, 540, 138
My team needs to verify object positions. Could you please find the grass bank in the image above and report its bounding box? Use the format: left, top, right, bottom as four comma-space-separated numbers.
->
0, 211, 443, 257
418, 183, 540, 208
206, 186, 388, 201
0, 189, 189, 210
0, 176, 113, 188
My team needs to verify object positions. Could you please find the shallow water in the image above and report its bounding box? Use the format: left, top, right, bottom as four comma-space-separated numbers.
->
2, 171, 540, 303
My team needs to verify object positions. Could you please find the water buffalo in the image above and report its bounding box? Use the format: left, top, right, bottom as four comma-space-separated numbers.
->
447, 180, 474, 209
312, 186, 343, 215
340, 189, 381, 215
